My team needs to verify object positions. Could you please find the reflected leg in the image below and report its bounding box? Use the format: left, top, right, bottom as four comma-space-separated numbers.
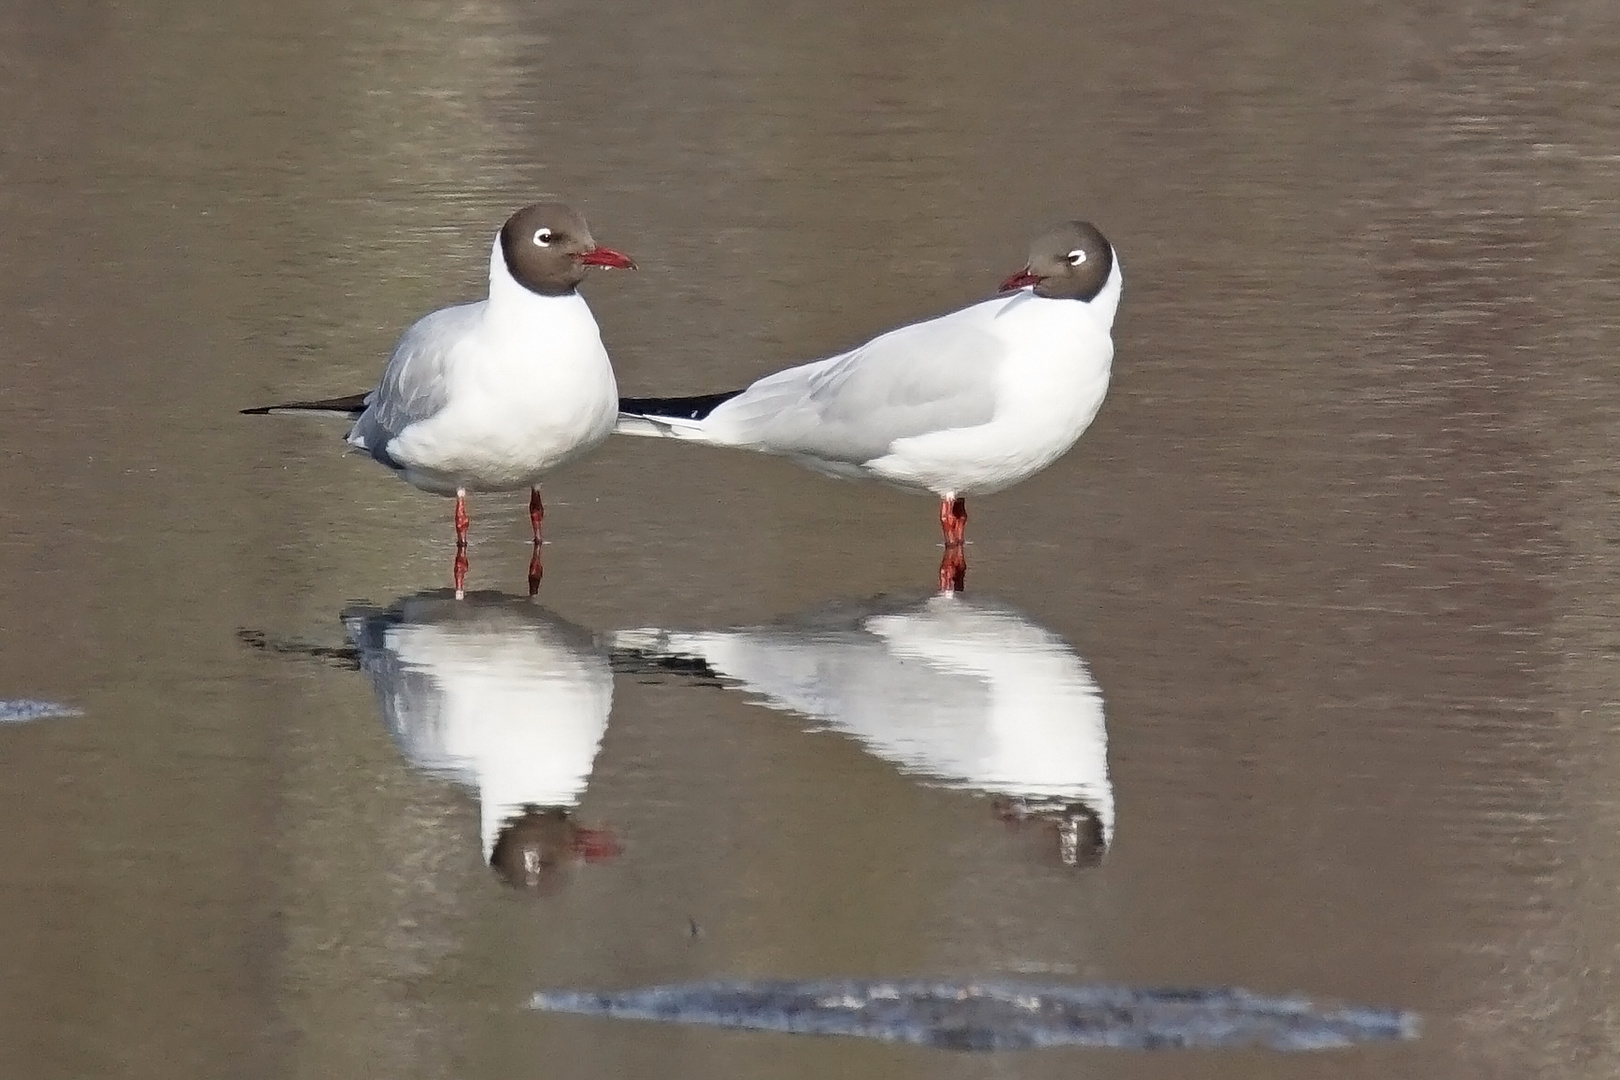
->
453, 488, 470, 600
528, 487, 544, 595
938, 496, 967, 591
938, 544, 967, 593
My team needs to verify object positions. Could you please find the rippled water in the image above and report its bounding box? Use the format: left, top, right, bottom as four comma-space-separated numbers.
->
4, 0, 1620, 1077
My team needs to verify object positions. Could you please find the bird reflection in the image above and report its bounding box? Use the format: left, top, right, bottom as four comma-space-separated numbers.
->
614, 592, 1112, 867
342, 591, 620, 892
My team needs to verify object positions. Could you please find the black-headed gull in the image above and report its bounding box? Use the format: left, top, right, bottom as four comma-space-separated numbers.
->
614, 591, 1112, 867
244, 202, 636, 598
343, 591, 620, 891
616, 221, 1121, 590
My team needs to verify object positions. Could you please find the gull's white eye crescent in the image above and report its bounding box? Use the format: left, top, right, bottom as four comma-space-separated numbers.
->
1067, 249, 1086, 266
532, 228, 553, 247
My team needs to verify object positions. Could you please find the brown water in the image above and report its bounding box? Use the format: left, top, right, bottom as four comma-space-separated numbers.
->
4, 0, 1620, 1075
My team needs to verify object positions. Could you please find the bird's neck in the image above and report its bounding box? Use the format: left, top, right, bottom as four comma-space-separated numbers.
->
1088, 258, 1124, 331
485, 236, 590, 326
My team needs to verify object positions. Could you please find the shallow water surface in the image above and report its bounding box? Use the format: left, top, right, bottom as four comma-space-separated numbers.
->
3, 0, 1620, 1078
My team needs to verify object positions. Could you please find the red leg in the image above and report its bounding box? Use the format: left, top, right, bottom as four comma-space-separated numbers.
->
529, 487, 544, 544
528, 542, 544, 596
453, 489, 470, 599
454, 489, 470, 545
938, 496, 967, 547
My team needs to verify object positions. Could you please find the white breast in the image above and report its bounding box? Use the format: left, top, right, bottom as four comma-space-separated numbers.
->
388, 287, 619, 493
381, 621, 614, 860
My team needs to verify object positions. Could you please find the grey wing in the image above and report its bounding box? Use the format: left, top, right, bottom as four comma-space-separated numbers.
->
715, 312, 1004, 464
342, 608, 458, 774
348, 303, 481, 459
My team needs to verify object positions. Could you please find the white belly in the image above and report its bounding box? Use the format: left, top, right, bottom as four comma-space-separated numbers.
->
389, 348, 619, 495
865, 358, 1111, 498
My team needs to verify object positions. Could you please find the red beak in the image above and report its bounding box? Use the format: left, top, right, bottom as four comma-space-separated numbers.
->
577, 246, 637, 270
999, 268, 1042, 292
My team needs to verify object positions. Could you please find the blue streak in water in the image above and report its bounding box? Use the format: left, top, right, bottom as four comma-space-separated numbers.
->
0, 699, 83, 723
528, 978, 1419, 1052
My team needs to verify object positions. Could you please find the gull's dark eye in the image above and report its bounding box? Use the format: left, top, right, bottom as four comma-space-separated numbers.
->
1067, 250, 1086, 266
533, 228, 553, 247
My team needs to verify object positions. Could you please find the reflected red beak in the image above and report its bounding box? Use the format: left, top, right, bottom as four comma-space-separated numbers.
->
577, 246, 637, 270
572, 827, 622, 862
999, 268, 1042, 292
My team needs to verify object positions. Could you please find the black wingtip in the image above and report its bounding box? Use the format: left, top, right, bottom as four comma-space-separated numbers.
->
609, 648, 728, 687
618, 389, 743, 422
239, 391, 370, 418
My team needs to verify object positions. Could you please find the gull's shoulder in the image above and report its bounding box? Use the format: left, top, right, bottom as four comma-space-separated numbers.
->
392, 300, 487, 359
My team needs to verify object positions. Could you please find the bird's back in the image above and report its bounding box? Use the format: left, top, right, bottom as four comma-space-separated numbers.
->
706, 299, 1011, 464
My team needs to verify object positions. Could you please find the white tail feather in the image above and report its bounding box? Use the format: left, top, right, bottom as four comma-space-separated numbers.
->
613, 412, 716, 439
